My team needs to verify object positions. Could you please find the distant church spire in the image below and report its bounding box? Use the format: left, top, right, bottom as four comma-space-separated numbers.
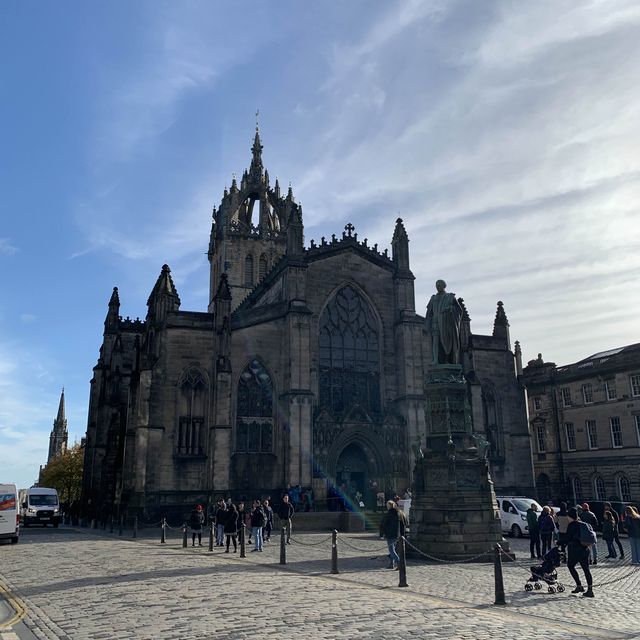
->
250, 116, 264, 178
48, 388, 68, 463
493, 300, 511, 348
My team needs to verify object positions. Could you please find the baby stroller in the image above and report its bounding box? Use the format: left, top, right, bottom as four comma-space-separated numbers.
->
524, 546, 566, 593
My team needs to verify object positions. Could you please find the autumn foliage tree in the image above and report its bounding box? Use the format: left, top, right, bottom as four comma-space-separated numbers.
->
39, 443, 84, 503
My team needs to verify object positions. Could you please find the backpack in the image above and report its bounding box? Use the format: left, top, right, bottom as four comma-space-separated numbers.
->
577, 520, 597, 547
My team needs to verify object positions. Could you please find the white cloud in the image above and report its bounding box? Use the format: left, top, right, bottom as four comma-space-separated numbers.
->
20, 313, 36, 323
0, 238, 18, 255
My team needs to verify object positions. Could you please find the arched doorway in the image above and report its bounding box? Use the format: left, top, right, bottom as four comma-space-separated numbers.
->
336, 443, 368, 499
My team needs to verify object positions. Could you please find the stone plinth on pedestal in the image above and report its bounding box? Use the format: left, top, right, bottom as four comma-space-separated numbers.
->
410, 365, 507, 560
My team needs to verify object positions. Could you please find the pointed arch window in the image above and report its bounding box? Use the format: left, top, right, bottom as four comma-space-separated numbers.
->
259, 254, 268, 281
244, 254, 254, 287
236, 360, 273, 453
319, 285, 380, 415
176, 367, 207, 457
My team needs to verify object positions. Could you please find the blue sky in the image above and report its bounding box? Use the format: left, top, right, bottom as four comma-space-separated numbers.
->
2, 1, 640, 489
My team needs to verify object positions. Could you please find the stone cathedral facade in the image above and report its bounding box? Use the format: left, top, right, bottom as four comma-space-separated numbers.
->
81, 129, 535, 518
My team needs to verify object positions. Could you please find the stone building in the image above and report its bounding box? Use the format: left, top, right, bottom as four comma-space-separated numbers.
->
81, 129, 534, 518
523, 344, 640, 505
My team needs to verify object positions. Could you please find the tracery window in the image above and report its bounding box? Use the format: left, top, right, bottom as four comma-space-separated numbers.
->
235, 360, 273, 453
176, 367, 207, 456
259, 254, 268, 281
319, 285, 380, 415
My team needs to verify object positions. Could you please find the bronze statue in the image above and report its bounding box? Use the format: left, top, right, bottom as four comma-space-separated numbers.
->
425, 280, 463, 365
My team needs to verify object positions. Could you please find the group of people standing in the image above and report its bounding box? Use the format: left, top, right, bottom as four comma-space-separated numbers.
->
188, 495, 296, 552
526, 500, 640, 598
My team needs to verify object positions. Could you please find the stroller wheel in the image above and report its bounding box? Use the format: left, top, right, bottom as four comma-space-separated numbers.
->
534, 582, 542, 590
548, 586, 556, 594
525, 583, 533, 591
557, 584, 565, 593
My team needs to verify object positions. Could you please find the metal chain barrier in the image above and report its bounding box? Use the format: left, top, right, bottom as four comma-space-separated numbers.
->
404, 538, 493, 563
339, 537, 389, 554
289, 534, 334, 547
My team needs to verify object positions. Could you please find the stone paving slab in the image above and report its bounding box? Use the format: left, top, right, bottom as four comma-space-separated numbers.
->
1, 528, 639, 639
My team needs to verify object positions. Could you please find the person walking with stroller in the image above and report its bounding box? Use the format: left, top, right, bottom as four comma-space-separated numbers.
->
380, 500, 405, 570
624, 506, 640, 564
566, 507, 594, 597
189, 504, 205, 547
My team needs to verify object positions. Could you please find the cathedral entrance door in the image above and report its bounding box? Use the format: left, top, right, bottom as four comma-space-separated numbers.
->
335, 443, 368, 504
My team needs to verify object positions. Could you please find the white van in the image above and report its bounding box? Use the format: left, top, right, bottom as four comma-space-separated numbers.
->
496, 496, 543, 538
0, 483, 20, 544
21, 487, 61, 527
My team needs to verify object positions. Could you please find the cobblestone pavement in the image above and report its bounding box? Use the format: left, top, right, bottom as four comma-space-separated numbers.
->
1, 526, 639, 640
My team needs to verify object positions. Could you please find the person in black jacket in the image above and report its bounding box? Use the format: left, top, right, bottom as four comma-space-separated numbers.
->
277, 495, 294, 544
262, 499, 274, 542
604, 502, 625, 559
215, 500, 227, 547
380, 500, 405, 569
250, 500, 266, 551
224, 503, 239, 553
566, 507, 594, 597
189, 504, 205, 547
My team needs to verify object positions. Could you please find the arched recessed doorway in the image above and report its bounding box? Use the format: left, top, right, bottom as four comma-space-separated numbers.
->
336, 443, 369, 497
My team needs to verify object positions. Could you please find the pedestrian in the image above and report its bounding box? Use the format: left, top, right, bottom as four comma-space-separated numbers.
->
262, 499, 273, 542
527, 503, 541, 559
538, 506, 556, 556
190, 504, 205, 547
379, 500, 405, 570
566, 507, 594, 597
624, 506, 640, 564
557, 502, 570, 556
604, 502, 625, 559
224, 503, 239, 553
215, 499, 227, 546
277, 494, 294, 544
376, 490, 385, 513
602, 510, 618, 559
237, 501, 247, 542
579, 503, 599, 565
250, 500, 266, 552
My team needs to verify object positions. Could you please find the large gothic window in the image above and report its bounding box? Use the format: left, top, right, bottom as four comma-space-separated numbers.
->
236, 360, 273, 453
176, 367, 207, 457
319, 285, 381, 415
244, 254, 254, 287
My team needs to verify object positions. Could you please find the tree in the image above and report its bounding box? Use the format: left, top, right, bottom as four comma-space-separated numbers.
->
39, 443, 84, 504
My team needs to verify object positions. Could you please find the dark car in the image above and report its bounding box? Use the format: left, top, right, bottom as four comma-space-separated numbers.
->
585, 501, 639, 533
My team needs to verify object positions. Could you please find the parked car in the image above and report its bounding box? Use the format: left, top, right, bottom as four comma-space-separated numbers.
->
0, 483, 20, 544
496, 496, 543, 537
582, 501, 640, 533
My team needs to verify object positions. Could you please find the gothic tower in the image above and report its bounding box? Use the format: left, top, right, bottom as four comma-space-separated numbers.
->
207, 126, 302, 311
48, 388, 68, 463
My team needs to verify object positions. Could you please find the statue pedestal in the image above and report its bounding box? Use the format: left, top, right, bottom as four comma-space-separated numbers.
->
410, 365, 509, 560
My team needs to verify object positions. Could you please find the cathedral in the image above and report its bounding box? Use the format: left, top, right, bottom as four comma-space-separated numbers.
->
81, 128, 535, 519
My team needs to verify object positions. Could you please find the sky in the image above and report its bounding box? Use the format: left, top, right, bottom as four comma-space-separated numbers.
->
1, 0, 639, 489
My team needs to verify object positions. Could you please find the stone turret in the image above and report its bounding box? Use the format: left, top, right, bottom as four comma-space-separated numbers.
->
391, 218, 410, 274
104, 287, 120, 335
492, 301, 510, 349
146, 264, 181, 326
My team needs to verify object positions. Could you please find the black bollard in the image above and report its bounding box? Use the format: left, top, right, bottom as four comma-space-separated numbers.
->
494, 544, 506, 605
398, 537, 408, 587
161, 518, 166, 544
133, 516, 138, 539
208, 523, 214, 552
279, 526, 287, 565
118, 515, 123, 536
240, 524, 246, 558
331, 529, 339, 574
109, 515, 114, 534
182, 522, 188, 548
